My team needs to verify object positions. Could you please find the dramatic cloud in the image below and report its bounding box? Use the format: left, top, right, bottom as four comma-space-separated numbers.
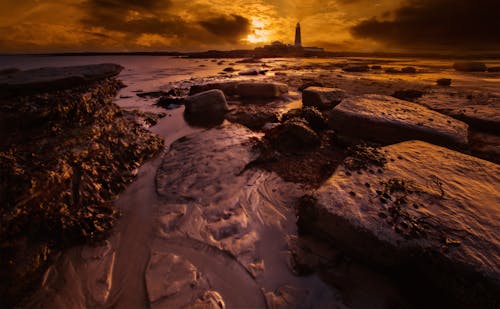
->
0, 0, 497, 53
351, 0, 500, 51
200, 15, 250, 42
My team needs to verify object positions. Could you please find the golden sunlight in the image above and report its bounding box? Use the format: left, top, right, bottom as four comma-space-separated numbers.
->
244, 18, 270, 44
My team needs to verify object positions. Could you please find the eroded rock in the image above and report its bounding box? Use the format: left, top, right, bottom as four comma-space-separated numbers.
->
299, 140, 500, 307
302, 87, 346, 110
328, 94, 469, 147
266, 119, 320, 153
184, 89, 229, 116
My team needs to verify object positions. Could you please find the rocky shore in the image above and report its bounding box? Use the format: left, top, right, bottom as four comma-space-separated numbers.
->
0, 64, 163, 307
2, 57, 499, 308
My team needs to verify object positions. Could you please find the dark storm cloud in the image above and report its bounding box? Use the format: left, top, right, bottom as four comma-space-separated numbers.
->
351, 0, 500, 50
200, 15, 250, 42
81, 0, 251, 45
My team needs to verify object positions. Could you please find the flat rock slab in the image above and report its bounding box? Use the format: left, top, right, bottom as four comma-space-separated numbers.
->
0, 63, 123, 94
299, 140, 500, 306
328, 94, 469, 147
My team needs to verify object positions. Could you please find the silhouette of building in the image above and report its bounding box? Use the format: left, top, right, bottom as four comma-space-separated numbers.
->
295, 22, 302, 47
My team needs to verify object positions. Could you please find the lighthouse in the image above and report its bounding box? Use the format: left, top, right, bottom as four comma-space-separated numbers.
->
294, 22, 302, 47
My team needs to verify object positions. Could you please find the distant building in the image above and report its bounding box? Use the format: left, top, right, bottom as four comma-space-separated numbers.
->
295, 23, 302, 47
255, 22, 324, 54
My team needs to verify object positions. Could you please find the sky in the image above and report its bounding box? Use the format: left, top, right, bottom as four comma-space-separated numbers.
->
0, 0, 499, 53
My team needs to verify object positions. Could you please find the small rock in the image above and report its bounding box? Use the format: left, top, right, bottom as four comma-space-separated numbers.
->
238, 69, 259, 76
401, 67, 417, 73
267, 119, 320, 153
392, 89, 425, 102
302, 86, 346, 110
184, 89, 228, 116
437, 78, 452, 86
385, 68, 401, 74
223, 67, 235, 72
342, 64, 370, 72
453, 62, 487, 72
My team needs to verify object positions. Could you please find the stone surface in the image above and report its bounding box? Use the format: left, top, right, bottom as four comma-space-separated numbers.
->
299, 140, 500, 306
453, 62, 487, 72
184, 89, 229, 115
189, 82, 239, 96
237, 82, 288, 98
0, 63, 123, 94
225, 106, 278, 130
401, 67, 417, 73
266, 119, 320, 153
342, 64, 370, 72
302, 86, 346, 110
281, 107, 327, 132
328, 94, 469, 147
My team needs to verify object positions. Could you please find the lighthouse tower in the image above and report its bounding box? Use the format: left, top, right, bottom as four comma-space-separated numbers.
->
294, 22, 302, 47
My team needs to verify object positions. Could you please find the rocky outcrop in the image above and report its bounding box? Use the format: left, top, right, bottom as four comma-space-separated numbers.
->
298, 140, 500, 307
266, 119, 320, 153
328, 94, 469, 147
302, 87, 346, 110
453, 62, 487, 72
184, 89, 229, 115
0, 63, 123, 96
237, 82, 288, 98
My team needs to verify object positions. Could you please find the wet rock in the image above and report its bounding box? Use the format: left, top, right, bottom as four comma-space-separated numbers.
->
188, 291, 225, 309
266, 119, 320, 153
401, 66, 417, 73
155, 96, 185, 109
237, 82, 288, 98
299, 140, 500, 307
226, 106, 279, 130
453, 62, 487, 72
222, 67, 235, 72
189, 82, 239, 96
282, 107, 327, 132
184, 89, 229, 116
391, 89, 425, 102
328, 94, 469, 147
342, 64, 370, 72
238, 69, 260, 76
487, 66, 500, 72
436, 78, 452, 86
0, 63, 123, 95
385, 68, 401, 74
302, 86, 346, 110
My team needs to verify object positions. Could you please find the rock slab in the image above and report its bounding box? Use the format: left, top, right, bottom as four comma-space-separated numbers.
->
328, 94, 469, 146
299, 140, 500, 306
237, 82, 288, 98
0, 63, 123, 94
184, 89, 229, 115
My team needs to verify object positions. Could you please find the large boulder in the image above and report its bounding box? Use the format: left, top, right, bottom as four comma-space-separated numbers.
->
184, 89, 229, 115
453, 62, 487, 72
302, 87, 346, 110
189, 82, 239, 96
237, 82, 288, 99
298, 140, 500, 307
0, 63, 123, 95
266, 119, 320, 153
328, 94, 469, 147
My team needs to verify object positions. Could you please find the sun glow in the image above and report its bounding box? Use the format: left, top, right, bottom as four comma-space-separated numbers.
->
244, 18, 270, 44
